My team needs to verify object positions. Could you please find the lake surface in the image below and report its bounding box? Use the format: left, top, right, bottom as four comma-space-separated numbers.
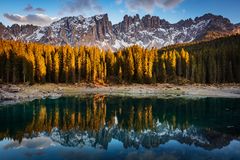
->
0, 96, 240, 160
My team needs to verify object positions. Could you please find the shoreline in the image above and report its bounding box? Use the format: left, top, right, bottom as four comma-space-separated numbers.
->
1, 83, 240, 105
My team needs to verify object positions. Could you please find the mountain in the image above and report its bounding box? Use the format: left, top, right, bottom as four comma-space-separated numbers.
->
0, 13, 238, 50
0, 22, 38, 40
41, 123, 238, 150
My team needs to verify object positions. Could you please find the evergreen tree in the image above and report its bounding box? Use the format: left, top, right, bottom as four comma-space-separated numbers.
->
125, 48, 135, 82
53, 51, 60, 83
0, 34, 239, 84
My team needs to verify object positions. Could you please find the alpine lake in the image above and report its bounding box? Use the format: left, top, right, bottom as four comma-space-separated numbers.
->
0, 96, 240, 160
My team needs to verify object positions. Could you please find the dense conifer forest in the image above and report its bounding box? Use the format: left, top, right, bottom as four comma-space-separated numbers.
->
0, 34, 239, 84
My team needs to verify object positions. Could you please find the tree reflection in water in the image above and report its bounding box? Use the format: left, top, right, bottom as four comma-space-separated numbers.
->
0, 96, 240, 150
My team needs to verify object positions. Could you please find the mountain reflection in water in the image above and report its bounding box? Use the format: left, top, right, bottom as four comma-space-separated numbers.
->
0, 96, 240, 160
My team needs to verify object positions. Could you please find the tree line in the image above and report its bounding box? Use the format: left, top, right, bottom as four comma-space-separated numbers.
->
0, 34, 239, 84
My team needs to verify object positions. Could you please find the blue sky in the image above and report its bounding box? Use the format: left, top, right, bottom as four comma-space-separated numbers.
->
0, 0, 239, 26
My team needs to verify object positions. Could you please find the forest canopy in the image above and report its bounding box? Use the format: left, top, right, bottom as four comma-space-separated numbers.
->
0, 34, 239, 84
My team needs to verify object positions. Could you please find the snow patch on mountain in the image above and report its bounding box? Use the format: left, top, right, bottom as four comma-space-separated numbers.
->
0, 13, 236, 50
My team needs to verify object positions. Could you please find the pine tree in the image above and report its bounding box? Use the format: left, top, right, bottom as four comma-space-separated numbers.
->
106, 50, 115, 80
0, 35, 239, 84
159, 54, 167, 82
62, 46, 69, 83
35, 47, 46, 82
53, 51, 60, 83
132, 46, 143, 83
118, 66, 122, 82
86, 54, 91, 82
125, 48, 134, 82
190, 55, 196, 82
76, 47, 83, 82
26, 43, 36, 83
44, 46, 53, 82
68, 47, 75, 83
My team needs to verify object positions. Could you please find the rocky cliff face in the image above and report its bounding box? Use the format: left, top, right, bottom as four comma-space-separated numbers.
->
112, 13, 237, 49
24, 14, 116, 47
0, 23, 38, 40
0, 13, 237, 50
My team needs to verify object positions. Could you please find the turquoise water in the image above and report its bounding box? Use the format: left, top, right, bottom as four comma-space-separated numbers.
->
0, 96, 240, 160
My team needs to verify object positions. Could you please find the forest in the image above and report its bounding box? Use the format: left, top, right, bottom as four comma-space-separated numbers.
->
0, 34, 239, 84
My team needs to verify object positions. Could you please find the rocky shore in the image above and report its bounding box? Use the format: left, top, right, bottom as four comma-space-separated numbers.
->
1, 83, 240, 105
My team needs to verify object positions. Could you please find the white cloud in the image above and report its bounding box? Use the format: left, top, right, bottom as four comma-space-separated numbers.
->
116, 0, 123, 4
123, 0, 183, 13
4, 137, 53, 150
60, 0, 102, 15
3, 13, 57, 26
120, 9, 125, 14
24, 4, 45, 12
57, 0, 182, 17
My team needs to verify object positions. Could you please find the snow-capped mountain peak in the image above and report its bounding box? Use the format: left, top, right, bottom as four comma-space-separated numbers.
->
0, 13, 237, 50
